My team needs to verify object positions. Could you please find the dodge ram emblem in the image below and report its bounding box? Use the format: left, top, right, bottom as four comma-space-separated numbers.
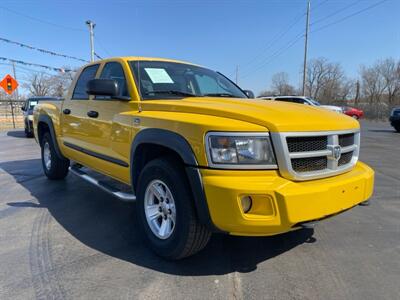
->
332, 145, 342, 160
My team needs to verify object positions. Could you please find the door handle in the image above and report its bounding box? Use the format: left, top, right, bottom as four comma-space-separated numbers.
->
63, 108, 71, 115
87, 110, 99, 118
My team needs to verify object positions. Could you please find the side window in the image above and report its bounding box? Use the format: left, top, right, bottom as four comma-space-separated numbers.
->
194, 74, 232, 95
72, 64, 99, 100
293, 98, 306, 104
275, 98, 294, 103
96, 62, 128, 99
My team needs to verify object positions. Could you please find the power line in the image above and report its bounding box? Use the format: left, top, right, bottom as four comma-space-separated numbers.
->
239, 11, 306, 71
0, 6, 85, 32
311, 0, 362, 26
0, 57, 72, 73
311, 0, 330, 12
0, 37, 88, 63
240, 0, 388, 81
96, 37, 112, 57
237, 0, 324, 80
240, 33, 304, 79
311, 0, 389, 34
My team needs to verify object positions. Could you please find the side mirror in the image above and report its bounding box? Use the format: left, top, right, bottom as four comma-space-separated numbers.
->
87, 79, 119, 97
244, 90, 255, 98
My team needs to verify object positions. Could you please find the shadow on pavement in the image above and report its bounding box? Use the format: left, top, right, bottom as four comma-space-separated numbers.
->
0, 158, 314, 276
6, 130, 28, 138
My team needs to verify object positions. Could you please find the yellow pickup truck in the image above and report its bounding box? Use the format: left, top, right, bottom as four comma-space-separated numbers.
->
34, 57, 374, 259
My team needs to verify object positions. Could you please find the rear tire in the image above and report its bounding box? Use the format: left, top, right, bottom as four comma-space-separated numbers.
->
136, 157, 211, 260
394, 125, 400, 133
41, 132, 69, 180
24, 123, 33, 137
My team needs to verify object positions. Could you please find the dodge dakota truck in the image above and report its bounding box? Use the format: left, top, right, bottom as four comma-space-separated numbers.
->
33, 57, 374, 260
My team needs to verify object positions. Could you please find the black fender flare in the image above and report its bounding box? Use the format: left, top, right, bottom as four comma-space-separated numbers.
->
130, 128, 222, 233
37, 114, 67, 160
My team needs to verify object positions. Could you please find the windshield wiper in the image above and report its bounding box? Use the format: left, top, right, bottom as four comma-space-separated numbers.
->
145, 90, 198, 97
203, 93, 236, 98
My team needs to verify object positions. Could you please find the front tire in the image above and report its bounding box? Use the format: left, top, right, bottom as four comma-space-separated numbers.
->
41, 132, 69, 180
394, 125, 400, 133
136, 157, 211, 260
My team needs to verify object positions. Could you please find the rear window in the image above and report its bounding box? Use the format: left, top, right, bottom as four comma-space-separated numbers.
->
72, 64, 99, 99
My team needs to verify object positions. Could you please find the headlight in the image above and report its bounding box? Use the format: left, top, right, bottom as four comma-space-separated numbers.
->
205, 132, 277, 169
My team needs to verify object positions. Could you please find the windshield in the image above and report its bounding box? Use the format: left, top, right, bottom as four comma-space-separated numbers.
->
129, 61, 247, 100
28, 100, 38, 109
306, 97, 321, 106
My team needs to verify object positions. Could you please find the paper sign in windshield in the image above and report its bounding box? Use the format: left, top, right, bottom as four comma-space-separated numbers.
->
144, 68, 174, 84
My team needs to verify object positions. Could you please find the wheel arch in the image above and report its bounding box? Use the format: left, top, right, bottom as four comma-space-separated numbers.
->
37, 114, 67, 160
130, 128, 221, 232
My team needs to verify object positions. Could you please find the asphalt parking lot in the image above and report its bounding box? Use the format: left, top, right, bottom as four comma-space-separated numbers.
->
0, 120, 399, 300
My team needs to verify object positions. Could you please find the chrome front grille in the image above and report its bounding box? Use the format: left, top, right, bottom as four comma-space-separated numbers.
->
339, 133, 354, 147
271, 130, 360, 181
292, 156, 327, 172
286, 136, 327, 152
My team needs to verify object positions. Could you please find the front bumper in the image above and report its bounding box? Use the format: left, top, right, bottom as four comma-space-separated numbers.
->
201, 161, 374, 236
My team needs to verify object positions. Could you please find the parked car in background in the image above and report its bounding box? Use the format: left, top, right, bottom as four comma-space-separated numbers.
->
389, 107, 400, 132
21, 97, 59, 137
259, 96, 343, 113
342, 106, 364, 119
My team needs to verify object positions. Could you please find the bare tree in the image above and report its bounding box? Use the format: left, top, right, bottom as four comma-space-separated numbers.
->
378, 58, 400, 105
360, 64, 387, 104
271, 72, 295, 95
23, 68, 75, 98
23, 73, 52, 96
305, 57, 347, 103
49, 70, 75, 98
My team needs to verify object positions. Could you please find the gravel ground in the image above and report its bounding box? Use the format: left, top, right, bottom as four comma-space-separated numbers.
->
0, 120, 399, 300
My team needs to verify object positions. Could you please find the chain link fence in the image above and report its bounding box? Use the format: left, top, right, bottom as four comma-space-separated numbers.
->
0, 99, 25, 130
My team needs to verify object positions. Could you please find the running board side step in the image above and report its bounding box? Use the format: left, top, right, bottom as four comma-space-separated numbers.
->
69, 165, 136, 202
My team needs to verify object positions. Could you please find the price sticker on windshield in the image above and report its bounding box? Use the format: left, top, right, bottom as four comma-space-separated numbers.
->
144, 68, 174, 84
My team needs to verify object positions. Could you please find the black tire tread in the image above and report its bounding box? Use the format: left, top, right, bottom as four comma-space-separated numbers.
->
41, 132, 69, 180
137, 156, 211, 260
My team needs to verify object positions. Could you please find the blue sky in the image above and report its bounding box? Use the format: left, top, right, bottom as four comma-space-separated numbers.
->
0, 0, 398, 95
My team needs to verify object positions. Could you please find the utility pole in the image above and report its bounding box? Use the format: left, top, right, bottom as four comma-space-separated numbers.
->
235, 65, 239, 85
86, 20, 96, 62
355, 80, 360, 105
302, 0, 311, 96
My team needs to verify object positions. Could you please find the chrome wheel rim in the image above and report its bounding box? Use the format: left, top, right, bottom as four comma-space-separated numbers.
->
144, 179, 176, 240
43, 142, 52, 170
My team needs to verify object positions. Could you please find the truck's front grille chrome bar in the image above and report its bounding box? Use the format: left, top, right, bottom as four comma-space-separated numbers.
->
270, 129, 360, 181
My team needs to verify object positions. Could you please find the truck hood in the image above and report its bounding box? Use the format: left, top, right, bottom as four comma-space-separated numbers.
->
140, 97, 359, 132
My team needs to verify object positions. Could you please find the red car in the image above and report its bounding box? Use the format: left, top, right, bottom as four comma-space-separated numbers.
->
343, 106, 364, 119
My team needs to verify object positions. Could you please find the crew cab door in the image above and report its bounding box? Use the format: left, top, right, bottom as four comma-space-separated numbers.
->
60, 64, 100, 162
84, 61, 136, 183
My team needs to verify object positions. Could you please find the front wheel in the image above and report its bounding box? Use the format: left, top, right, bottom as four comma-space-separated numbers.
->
136, 157, 211, 260
394, 125, 400, 133
41, 132, 70, 180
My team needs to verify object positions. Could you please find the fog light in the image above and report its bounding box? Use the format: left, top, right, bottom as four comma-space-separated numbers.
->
241, 196, 252, 213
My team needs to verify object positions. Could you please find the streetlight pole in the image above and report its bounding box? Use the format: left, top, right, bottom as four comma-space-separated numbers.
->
302, 0, 311, 96
86, 20, 96, 62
